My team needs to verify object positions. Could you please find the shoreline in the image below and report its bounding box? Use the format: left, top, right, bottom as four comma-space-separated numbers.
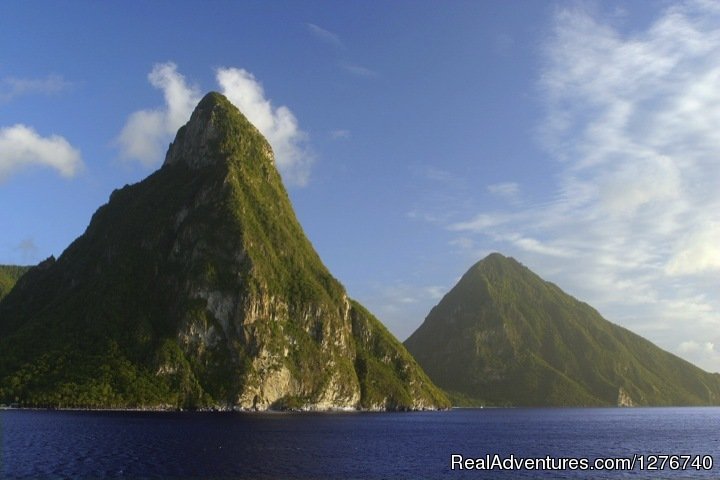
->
0, 405, 449, 414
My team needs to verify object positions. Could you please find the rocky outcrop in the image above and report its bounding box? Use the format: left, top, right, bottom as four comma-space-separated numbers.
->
617, 387, 634, 407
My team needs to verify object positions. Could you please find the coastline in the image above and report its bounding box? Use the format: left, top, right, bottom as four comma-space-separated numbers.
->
0, 404, 449, 413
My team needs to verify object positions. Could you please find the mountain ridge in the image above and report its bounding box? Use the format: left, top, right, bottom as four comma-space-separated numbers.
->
405, 252, 720, 407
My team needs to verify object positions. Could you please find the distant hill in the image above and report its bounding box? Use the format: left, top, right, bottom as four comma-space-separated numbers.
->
0, 92, 449, 411
405, 253, 720, 406
0, 265, 30, 300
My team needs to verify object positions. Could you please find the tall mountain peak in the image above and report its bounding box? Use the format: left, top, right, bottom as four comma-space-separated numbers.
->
163, 91, 272, 170
0, 93, 448, 411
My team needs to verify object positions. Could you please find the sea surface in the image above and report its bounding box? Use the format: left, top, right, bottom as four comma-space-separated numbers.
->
1, 407, 718, 479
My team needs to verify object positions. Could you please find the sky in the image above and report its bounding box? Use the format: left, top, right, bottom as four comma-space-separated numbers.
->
1, 1, 719, 372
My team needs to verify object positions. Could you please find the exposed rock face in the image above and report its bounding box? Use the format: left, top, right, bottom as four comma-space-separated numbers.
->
0, 92, 449, 411
405, 253, 720, 407
617, 387, 634, 407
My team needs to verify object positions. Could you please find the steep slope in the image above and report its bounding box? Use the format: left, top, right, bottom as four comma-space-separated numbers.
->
405, 253, 720, 406
0, 265, 30, 300
0, 92, 448, 411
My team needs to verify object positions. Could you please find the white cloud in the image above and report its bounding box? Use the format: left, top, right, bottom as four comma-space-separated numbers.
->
0, 74, 72, 103
216, 67, 313, 186
679, 340, 716, 354
0, 124, 83, 180
677, 339, 720, 370
117, 62, 200, 166
117, 63, 312, 186
150, 64, 201, 133
445, 1, 720, 371
666, 221, 720, 275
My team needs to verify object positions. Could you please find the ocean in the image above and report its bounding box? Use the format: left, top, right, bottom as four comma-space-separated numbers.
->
1, 407, 718, 479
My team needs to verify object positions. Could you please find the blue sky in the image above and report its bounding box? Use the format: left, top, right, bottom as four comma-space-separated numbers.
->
2, 1, 719, 372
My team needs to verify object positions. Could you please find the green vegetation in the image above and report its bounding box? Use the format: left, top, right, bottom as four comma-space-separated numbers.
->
0, 265, 30, 300
405, 253, 720, 407
350, 301, 450, 410
0, 92, 447, 411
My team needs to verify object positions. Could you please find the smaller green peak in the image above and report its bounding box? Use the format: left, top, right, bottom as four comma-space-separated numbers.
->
466, 252, 524, 278
477, 252, 516, 267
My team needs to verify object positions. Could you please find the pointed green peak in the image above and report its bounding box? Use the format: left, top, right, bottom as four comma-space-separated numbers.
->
478, 252, 517, 266
407, 252, 720, 407
466, 252, 524, 279
163, 91, 272, 170
484, 251, 509, 260
444, 252, 542, 306
478, 252, 511, 265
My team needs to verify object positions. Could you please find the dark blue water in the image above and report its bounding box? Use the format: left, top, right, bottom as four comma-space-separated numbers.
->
1, 408, 718, 479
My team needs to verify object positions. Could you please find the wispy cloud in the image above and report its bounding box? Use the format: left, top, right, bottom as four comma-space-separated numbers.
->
446, 1, 720, 371
116, 63, 313, 186
306, 23, 344, 49
450, 212, 515, 233
0, 124, 83, 181
0, 74, 72, 103
341, 62, 379, 78
305, 23, 378, 79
